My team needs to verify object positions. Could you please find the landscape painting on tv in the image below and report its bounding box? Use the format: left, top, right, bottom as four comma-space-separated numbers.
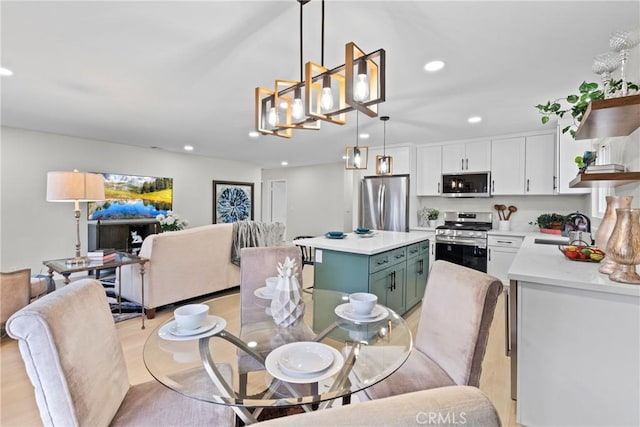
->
88, 173, 173, 220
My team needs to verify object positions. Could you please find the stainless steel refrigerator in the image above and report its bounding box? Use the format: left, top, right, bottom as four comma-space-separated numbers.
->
359, 174, 410, 232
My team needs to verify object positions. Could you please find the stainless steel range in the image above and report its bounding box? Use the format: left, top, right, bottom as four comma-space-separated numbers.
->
435, 211, 493, 273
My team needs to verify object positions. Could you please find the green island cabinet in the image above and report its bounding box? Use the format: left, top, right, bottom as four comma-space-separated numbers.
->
312, 238, 429, 330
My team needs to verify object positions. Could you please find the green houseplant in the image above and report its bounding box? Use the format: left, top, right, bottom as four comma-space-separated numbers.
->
535, 80, 639, 138
530, 213, 566, 230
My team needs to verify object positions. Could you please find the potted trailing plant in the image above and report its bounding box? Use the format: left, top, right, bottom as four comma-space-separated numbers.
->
530, 213, 567, 234
419, 207, 439, 227
535, 80, 639, 138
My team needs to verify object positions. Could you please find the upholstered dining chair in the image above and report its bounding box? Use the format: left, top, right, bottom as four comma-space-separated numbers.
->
6, 278, 235, 427
237, 246, 312, 395
1, 269, 51, 337
363, 260, 502, 400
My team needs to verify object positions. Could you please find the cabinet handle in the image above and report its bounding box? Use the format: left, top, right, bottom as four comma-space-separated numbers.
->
437, 182, 440, 194
389, 271, 395, 291
488, 248, 491, 261
496, 240, 513, 244
461, 158, 464, 170
377, 258, 388, 266
526, 178, 530, 192
465, 158, 469, 170
419, 259, 424, 275
395, 253, 405, 259
492, 180, 495, 193
553, 175, 557, 190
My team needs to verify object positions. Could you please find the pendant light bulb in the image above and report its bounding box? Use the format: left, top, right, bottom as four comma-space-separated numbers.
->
354, 60, 370, 102
292, 87, 304, 120
267, 106, 278, 127
353, 147, 361, 168
320, 75, 334, 112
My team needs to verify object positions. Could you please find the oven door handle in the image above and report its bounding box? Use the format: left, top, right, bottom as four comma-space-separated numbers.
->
435, 238, 485, 247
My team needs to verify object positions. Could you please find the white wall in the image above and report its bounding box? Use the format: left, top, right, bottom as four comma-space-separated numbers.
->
262, 162, 344, 240
0, 127, 262, 274
417, 194, 590, 232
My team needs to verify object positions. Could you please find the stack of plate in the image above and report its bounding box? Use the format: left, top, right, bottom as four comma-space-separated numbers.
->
334, 303, 389, 323
265, 342, 344, 383
325, 231, 346, 239
158, 315, 226, 341
354, 228, 376, 238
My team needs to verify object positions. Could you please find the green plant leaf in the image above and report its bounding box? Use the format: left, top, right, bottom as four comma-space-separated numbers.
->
566, 95, 579, 103
562, 125, 571, 134
541, 116, 549, 124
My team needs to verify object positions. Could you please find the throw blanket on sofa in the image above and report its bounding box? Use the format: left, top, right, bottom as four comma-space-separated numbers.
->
231, 220, 286, 266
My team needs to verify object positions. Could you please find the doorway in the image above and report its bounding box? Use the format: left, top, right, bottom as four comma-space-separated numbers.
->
268, 180, 287, 240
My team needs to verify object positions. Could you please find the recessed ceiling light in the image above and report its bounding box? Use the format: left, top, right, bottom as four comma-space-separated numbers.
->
0, 67, 13, 76
359, 133, 370, 139
281, 161, 289, 166
183, 145, 194, 151
248, 131, 260, 138
467, 116, 482, 124
424, 60, 445, 72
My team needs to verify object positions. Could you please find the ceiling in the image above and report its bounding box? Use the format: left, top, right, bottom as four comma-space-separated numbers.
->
2, 1, 639, 168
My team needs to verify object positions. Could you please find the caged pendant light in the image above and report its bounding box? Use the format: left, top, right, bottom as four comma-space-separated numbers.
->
376, 116, 393, 175
255, 0, 386, 138
345, 111, 369, 170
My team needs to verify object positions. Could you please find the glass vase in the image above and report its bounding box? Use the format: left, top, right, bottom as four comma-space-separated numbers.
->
606, 208, 640, 284
596, 196, 633, 274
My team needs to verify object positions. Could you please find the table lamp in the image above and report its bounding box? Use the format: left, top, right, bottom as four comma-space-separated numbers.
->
46, 170, 105, 265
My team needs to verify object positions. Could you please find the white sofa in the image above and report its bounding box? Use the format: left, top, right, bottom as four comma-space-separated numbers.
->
119, 223, 240, 317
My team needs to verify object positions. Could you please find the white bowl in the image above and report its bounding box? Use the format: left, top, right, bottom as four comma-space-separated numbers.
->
174, 303, 209, 330
265, 276, 279, 293
349, 292, 378, 316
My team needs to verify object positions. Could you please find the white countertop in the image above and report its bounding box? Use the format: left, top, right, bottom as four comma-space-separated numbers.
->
293, 230, 432, 256
508, 235, 640, 297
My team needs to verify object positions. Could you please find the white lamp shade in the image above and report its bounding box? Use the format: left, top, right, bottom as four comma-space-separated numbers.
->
46, 171, 105, 202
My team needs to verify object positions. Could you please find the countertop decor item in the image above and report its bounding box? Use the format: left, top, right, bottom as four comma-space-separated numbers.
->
606, 208, 640, 284
270, 256, 305, 326
596, 195, 633, 274
530, 213, 566, 233
558, 245, 604, 263
610, 28, 640, 96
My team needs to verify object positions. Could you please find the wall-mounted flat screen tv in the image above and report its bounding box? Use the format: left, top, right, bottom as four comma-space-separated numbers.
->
88, 173, 173, 220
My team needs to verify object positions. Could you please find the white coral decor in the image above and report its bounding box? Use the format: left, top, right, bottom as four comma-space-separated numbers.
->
270, 256, 305, 327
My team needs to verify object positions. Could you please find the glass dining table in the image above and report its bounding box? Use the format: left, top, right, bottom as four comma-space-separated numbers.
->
143, 289, 413, 424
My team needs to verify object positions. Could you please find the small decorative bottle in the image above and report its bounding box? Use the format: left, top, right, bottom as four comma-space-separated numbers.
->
270, 257, 305, 326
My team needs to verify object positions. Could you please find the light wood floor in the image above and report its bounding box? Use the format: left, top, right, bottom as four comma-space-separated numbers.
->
0, 269, 518, 426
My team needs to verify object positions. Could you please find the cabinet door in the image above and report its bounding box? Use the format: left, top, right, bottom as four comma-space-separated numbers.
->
416, 145, 442, 196
465, 140, 492, 172
441, 143, 466, 173
491, 137, 525, 195
525, 134, 555, 195
406, 253, 428, 309
370, 264, 406, 314
487, 246, 517, 287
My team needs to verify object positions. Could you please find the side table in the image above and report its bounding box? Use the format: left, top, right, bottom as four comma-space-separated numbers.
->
43, 252, 149, 329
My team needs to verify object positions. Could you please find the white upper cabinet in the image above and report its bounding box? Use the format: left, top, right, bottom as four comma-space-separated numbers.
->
525, 134, 556, 195
442, 140, 491, 173
491, 137, 526, 195
416, 145, 442, 196
556, 120, 592, 194
491, 133, 555, 195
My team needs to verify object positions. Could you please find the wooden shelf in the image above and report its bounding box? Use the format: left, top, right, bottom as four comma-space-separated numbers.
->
574, 94, 640, 140
569, 172, 640, 188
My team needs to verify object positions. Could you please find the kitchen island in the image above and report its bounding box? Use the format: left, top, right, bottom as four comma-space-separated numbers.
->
294, 231, 432, 321
508, 236, 640, 426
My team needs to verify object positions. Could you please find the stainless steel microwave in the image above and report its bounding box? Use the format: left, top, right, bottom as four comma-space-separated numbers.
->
441, 172, 491, 197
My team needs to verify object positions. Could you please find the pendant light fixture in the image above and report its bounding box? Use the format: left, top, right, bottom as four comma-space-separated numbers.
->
255, 0, 386, 138
376, 115, 393, 175
345, 111, 369, 170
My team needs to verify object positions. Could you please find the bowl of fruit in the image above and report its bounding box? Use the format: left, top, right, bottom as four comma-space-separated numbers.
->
558, 245, 605, 263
